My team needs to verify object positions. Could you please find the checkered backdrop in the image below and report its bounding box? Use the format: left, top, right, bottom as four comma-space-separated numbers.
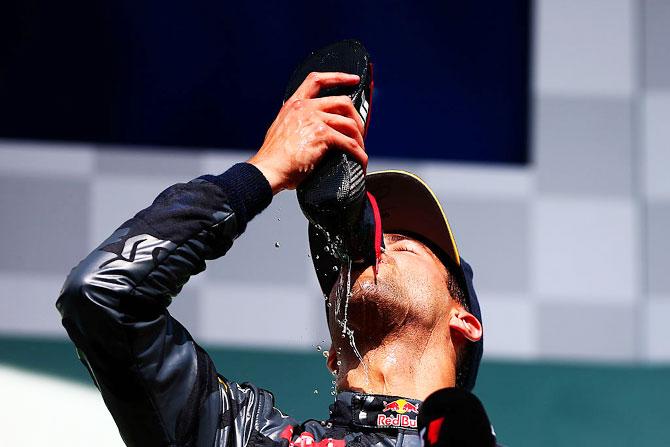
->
1, 0, 669, 366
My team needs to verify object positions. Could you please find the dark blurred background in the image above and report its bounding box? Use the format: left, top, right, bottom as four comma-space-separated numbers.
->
0, 0, 529, 163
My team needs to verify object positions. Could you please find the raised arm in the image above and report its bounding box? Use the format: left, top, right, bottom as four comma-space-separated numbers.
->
56, 72, 366, 447
57, 163, 272, 446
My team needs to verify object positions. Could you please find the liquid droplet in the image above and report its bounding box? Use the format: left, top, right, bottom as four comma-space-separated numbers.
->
316, 345, 322, 351
274, 242, 280, 248
330, 391, 336, 396
277, 217, 281, 222
336, 360, 341, 366
313, 389, 319, 394
323, 350, 329, 358
332, 265, 339, 272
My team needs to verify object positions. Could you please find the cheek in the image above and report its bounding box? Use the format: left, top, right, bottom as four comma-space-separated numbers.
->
395, 257, 448, 304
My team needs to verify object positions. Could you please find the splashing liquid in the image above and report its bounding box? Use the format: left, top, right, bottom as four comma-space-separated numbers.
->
333, 257, 369, 385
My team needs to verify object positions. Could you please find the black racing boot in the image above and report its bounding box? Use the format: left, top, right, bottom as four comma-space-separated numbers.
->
284, 40, 383, 292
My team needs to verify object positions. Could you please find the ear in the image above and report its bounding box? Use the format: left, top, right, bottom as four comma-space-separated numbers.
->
449, 310, 483, 342
326, 344, 338, 373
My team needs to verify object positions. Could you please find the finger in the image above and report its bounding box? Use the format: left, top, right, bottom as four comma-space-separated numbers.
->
324, 127, 368, 169
292, 72, 360, 100
318, 111, 365, 150
311, 96, 364, 134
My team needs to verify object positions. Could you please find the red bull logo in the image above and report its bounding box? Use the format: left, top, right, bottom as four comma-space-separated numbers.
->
381, 399, 419, 414
378, 399, 420, 428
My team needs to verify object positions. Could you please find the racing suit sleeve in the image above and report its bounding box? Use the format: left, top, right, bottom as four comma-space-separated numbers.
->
56, 162, 277, 447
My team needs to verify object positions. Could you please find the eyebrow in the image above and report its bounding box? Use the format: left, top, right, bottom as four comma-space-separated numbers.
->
385, 233, 410, 244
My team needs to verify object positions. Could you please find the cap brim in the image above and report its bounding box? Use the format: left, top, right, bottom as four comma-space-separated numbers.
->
365, 170, 461, 268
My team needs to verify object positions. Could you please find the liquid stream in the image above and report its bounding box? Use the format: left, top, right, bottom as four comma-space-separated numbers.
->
319, 231, 370, 387
334, 256, 369, 385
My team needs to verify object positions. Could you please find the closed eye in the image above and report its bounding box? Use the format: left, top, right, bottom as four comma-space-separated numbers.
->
385, 234, 430, 257
389, 242, 419, 254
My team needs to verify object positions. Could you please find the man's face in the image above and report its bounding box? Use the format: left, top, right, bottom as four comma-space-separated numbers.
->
327, 233, 457, 342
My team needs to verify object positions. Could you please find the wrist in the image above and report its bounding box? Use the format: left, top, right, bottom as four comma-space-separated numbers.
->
247, 156, 284, 195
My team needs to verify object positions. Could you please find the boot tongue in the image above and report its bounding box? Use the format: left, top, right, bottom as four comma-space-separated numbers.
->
365, 191, 383, 277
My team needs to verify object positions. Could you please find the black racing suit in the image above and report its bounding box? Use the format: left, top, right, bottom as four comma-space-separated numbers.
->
56, 163, 447, 447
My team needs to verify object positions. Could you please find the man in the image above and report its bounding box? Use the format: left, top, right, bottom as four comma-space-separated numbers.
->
57, 72, 487, 447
